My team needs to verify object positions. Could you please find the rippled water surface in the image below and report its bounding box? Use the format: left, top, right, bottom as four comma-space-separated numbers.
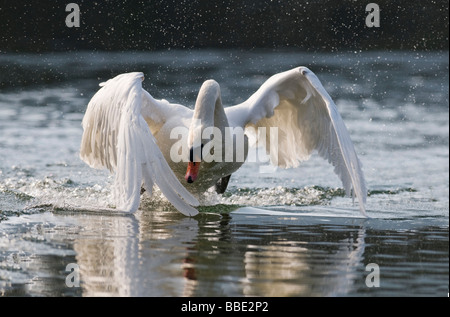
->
0, 50, 448, 296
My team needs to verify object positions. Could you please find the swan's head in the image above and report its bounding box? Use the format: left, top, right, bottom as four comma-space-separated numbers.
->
185, 144, 203, 183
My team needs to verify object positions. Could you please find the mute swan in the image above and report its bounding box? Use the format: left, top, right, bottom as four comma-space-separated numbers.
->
80, 67, 367, 217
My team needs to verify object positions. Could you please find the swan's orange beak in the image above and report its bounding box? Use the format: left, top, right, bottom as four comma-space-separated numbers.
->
185, 162, 200, 183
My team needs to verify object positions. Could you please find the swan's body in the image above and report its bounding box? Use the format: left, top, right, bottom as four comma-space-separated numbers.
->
80, 67, 367, 217
149, 79, 249, 195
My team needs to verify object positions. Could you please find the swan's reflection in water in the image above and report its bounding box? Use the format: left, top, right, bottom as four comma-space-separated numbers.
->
72, 209, 368, 296
242, 227, 365, 296
73, 211, 199, 296
1, 208, 447, 296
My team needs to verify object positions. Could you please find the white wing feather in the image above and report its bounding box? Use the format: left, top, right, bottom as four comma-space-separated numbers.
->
226, 67, 367, 216
80, 72, 199, 216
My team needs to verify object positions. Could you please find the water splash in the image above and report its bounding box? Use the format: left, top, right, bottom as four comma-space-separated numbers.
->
1, 170, 433, 220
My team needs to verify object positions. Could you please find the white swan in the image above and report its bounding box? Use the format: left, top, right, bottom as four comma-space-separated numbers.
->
80, 67, 367, 217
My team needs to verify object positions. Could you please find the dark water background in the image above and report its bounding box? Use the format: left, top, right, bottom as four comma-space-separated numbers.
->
0, 50, 448, 296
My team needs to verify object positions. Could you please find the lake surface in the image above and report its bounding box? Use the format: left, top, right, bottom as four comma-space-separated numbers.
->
0, 50, 448, 297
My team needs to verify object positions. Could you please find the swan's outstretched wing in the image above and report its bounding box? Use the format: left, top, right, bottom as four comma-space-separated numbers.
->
80, 72, 199, 216
225, 67, 367, 216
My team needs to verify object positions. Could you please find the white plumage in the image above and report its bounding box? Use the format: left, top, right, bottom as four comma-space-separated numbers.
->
80, 67, 367, 216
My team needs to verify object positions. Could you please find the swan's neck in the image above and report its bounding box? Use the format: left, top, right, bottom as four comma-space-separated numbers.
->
189, 80, 228, 146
